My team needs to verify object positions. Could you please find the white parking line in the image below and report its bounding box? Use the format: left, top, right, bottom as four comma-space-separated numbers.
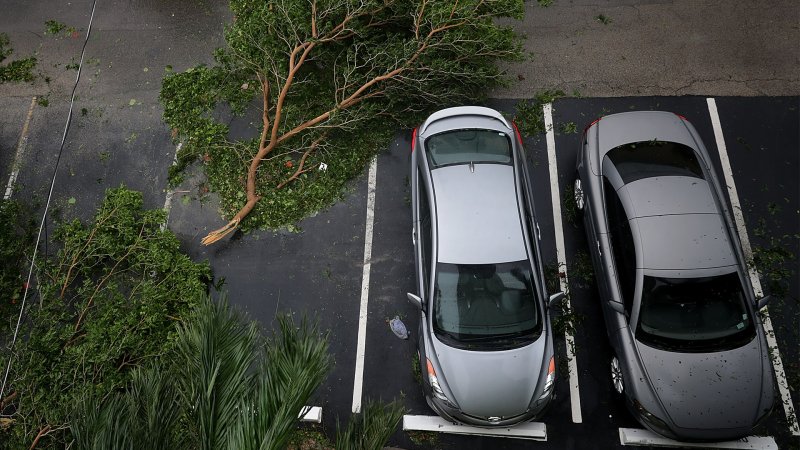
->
403, 415, 547, 441
351, 156, 377, 414
619, 428, 777, 449
543, 103, 582, 424
4, 96, 37, 200
160, 142, 181, 231
299, 406, 322, 423
707, 98, 799, 436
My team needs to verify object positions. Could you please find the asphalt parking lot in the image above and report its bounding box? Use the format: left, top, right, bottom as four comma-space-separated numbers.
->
1, 1, 799, 449
168, 95, 799, 449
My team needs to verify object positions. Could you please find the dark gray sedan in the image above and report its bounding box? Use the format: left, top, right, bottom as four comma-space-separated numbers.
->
574, 111, 775, 441
408, 106, 563, 427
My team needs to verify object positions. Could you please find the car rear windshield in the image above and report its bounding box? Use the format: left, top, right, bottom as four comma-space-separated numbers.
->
636, 272, 755, 352
425, 129, 512, 168
433, 261, 541, 350
607, 141, 704, 184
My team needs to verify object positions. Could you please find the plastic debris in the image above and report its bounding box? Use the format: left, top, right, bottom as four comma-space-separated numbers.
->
389, 316, 409, 340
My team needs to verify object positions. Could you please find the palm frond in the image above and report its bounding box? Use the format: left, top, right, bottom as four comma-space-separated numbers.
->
175, 295, 259, 450
126, 363, 182, 449
71, 393, 133, 450
335, 400, 405, 450
228, 313, 332, 450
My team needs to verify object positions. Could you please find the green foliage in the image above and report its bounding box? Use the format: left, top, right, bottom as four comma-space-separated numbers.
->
568, 250, 594, 289
71, 365, 181, 450
536, 0, 554, 6
208, 124, 393, 231
559, 121, 577, 134
411, 353, 422, 385
71, 296, 334, 450
160, 63, 250, 183
287, 426, 333, 450
552, 297, 583, 338
0, 187, 211, 449
748, 205, 798, 423
596, 14, 612, 25
408, 430, 439, 447
562, 183, 578, 225
751, 216, 797, 300
0, 199, 34, 328
161, 0, 525, 230
70, 296, 404, 449
514, 90, 566, 137
335, 400, 405, 450
543, 260, 561, 294
0, 33, 37, 83
44, 20, 66, 35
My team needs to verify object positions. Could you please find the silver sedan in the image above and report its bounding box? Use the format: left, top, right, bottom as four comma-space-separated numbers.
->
574, 111, 775, 441
408, 106, 564, 427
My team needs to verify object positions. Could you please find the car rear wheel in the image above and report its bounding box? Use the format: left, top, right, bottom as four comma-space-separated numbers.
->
611, 355, 624, 396
574, 177, 585, 212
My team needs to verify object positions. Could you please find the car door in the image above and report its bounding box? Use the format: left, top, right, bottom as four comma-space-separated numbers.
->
582, 176, 607, 298
600, 175, 636, 350
518, 153, 548, 303
412, 166, 432, 304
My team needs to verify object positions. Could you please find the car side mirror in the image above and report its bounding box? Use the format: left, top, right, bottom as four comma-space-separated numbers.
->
609, 301, 626, 315
407, 293, 423, 309
548, 292, 566, 308
756, 295, 771, 310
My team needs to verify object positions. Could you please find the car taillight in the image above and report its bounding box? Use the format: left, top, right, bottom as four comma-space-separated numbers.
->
583, 118, 601, 135
512, 121, 524, 146
674, 113, 688, 121
411, 127, 417, 153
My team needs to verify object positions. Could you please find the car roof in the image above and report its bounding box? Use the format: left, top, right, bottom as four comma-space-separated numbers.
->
618, 176, 736, 272
431, 163, 527, 264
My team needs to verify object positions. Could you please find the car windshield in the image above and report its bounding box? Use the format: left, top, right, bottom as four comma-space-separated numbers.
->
607, 140, 704, 184
425, 129, 512, 168
433, 261, 541, 349
636, 272, 755, 352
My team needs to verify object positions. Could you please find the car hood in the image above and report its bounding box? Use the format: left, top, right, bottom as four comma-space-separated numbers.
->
636, 337, 764, 430
432, 335, 546, 418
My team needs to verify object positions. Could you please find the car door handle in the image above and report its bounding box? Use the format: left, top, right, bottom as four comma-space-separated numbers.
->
412, 227, 416, 246
596, 240, 602, 256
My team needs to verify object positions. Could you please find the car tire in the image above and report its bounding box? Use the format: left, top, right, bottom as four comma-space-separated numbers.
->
574, 176, 585, 212
611, 354, 625, 399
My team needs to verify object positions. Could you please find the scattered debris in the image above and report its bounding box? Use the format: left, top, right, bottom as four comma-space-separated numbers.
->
389, 316, 408, 340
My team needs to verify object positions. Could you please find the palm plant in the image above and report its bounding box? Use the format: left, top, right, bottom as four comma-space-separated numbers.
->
71, 296, 332, 450
335, 400, 405, 450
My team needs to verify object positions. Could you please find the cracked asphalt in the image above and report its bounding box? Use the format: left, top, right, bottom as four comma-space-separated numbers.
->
495, 0, 800, 98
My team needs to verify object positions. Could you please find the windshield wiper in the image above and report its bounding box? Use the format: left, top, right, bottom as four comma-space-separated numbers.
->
461, 330, 532, 343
